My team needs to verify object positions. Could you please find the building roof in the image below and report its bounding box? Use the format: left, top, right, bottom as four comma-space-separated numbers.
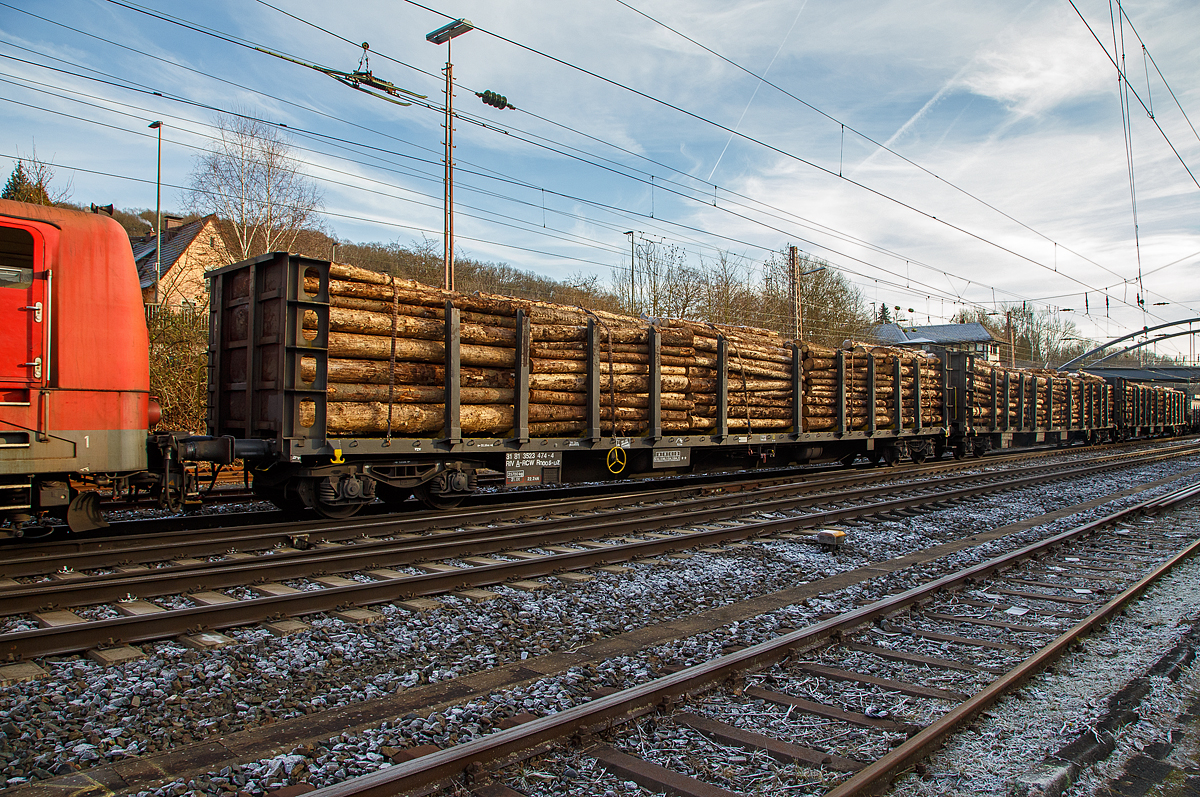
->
133, 215, 214, 289
870, 322, 1003, 346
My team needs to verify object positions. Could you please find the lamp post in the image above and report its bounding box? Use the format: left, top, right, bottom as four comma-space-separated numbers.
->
787, 245, 825, 342
624, 231, 636, 312
148, 121, 162, 306
427, 18, 474, 292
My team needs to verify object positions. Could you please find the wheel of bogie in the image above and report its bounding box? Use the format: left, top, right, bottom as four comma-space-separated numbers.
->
952, 443, 967, 460
910, 449, 928, 464
256, 486, 308, 519
295, 479, 365, 520
414, 482, 464, 510
881, 446, 901, 467
866, 450, 882, 467
313, 500, 363, 519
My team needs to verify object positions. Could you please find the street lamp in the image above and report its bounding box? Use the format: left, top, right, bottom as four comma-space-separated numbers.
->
427, 18, 474, 292
624, 231, 636, 312
796, 265, 825, 342
148, 121, 162, 307
787, 245, 825, 341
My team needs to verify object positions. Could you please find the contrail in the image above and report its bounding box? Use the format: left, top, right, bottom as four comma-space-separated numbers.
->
707, 0, 808, 182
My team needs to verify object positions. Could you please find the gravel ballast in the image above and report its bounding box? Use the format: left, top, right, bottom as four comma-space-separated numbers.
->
0, 454, 1197, 794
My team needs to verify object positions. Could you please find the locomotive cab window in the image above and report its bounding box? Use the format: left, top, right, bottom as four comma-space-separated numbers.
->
0, 227, 34, 289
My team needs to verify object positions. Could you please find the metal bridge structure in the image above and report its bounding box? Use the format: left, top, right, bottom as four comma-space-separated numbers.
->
1058, 317, 1200, 379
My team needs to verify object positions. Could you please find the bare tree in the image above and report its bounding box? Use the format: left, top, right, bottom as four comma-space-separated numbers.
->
955, 305, 1090, 367
701, 251, 758, 326
187, 113, 324, 260
759, 248, 870, 346
2, 147, 72, 205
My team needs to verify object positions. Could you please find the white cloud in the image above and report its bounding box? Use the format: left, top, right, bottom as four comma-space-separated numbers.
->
952, 7, 1115, 117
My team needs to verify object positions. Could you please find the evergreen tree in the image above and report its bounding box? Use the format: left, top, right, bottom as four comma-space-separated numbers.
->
877, 303, 892, 324
1, 160, 52, 205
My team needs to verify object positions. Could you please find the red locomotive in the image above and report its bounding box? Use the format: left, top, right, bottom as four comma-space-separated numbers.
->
0, 200, 236, 533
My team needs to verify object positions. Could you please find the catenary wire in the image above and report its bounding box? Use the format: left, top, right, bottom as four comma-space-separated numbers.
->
76, 0, 1185, 321
4, 7, 1180, 328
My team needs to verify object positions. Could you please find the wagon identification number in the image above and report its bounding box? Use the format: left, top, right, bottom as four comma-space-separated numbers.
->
652, 448, 690, 468
505, 451, 563, 486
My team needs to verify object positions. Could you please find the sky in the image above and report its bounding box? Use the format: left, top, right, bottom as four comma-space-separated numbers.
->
2, 0, 1199, 359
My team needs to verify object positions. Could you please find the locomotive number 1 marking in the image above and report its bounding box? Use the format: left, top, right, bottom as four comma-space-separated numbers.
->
84, 435, 90, 449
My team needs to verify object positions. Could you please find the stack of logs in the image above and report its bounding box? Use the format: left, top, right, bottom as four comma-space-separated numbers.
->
299, 263, 1140, 440
1118, 383, 1173, 426
669, 320, 796, 432
800, 343, 944, 432
302, 263, 803, 437
967, 361, 1109, 428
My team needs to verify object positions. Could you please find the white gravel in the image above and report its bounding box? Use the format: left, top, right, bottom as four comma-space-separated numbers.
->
885, 503, 1200, 797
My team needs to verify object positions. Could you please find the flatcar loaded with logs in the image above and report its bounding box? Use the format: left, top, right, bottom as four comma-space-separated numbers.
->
205, 253, 1187, 517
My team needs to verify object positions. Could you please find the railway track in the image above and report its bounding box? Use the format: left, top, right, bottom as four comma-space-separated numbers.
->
1, 441, 1196, 662
28, 436, 1192, 543
5, 444, 1199, 797
11, 437, 1194, 557
291, 473, 1200, 797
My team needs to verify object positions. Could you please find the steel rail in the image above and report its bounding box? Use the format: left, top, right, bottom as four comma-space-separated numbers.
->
6, 440, 1194, 586
0, 445, 1191, 650
0, 447, 1144, 587
12, 436, 1185, 558
293, 477, 1200, 797
826, 510, 1200, 795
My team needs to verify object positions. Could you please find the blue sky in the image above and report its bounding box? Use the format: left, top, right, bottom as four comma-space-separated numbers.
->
2, 0, 1199, 358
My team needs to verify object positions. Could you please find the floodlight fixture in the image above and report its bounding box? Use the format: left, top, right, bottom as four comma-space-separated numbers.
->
426, 19, 473, 44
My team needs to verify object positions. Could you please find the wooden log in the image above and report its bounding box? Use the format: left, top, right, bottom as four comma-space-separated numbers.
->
528, 341, 696, 357
324, 402, 512, 436
525, 420, 693, 436
688, 416, 793, 430
692, 355, 793, 379
329, 294, 517, 329
322, 400, 686, 436
328, 332, 515, 368
530, 373, 690, 392
315, 306, 517, 346
688, 377, 798, 393
693, 405, 793, 420
318, 264, 695, 345
327, 384, 512, 404
524, 405, 681, 423
692, 339, 792, 363
800, 342, 838, 358
526, 390, 694, 411
318, 359, 516, 388
531, 360, 688, 376
692, 392, 794, 406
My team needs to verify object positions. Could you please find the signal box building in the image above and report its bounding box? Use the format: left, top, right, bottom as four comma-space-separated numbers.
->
871, 322, 1008, 362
